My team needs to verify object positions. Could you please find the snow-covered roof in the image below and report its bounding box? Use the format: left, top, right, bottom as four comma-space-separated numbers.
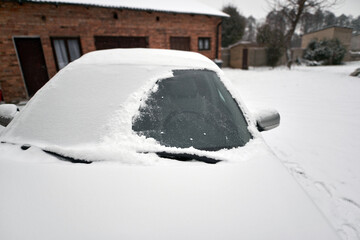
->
303, 25, 353, 36
228, 41, 258, 49
27, 0, 229, 17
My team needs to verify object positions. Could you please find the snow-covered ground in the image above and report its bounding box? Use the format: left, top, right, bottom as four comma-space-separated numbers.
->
224, 62, 360, 240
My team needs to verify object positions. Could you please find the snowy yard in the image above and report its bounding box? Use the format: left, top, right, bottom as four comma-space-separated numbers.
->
224, 62, 360, 240
1, 52, 359, 239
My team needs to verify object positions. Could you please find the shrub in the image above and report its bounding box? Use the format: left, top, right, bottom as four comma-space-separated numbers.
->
304, 39, 346, 65
266, 46, 283, 67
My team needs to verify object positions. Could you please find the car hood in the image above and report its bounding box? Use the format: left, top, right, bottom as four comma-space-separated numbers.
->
0, 144, 339, 240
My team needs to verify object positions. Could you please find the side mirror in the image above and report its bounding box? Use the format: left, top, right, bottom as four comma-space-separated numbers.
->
0, 104, 19, 127
254, 109, 280, 132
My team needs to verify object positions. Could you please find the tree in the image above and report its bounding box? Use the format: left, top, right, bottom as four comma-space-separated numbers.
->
268, 0, 339, 68
242, 16, 257, 42
257, 23, 285, 67
336, 14, 352, 27
221, 5, 246, 47
324, 11, 336, 27
300, 11, 314, 34
266, 10, 287, 32
313, 9, 325, 30
352, 16, 360, 34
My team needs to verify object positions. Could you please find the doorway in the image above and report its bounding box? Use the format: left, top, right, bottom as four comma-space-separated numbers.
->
242, 48, 248, 70
14, 37, 49, 97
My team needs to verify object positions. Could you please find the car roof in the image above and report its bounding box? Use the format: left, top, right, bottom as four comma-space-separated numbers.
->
76, 48, 219, 70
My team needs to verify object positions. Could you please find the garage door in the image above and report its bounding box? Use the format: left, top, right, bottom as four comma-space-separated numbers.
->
94, 36, 148, 50
170, 37, 190, 51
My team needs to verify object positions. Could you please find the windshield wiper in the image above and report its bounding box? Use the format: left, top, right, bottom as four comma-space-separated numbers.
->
155, 151, 221, 164
43, 150, 92, 164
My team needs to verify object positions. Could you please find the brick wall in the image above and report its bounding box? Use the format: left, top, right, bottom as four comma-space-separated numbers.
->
301, 28, 335, 49
301, 27, 353, 50
0, 1, 222, 102
351, 35, 360, 51
301, 27, 353, 61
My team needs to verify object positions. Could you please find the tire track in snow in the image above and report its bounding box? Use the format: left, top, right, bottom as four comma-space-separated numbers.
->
284, 161, 360, 240
341, 198, 360, 210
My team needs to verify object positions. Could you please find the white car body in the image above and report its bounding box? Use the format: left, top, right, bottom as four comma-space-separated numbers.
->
0, 49, 339, 240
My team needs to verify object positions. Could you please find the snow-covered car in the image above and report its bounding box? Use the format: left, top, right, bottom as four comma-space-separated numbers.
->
0, 49, 339, 240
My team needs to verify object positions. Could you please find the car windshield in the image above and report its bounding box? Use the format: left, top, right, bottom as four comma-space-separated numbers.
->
132, 69, 252, 151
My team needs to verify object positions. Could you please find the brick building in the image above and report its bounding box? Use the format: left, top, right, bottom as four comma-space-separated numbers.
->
301, 26, 353, 61
0, 0, 227, 102
351, 33, 360, 51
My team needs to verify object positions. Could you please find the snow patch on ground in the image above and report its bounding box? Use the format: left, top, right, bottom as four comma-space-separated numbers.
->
224, 62, 360, 240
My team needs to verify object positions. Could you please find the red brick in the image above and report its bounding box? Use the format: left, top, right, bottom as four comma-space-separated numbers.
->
0, 2, 223, 102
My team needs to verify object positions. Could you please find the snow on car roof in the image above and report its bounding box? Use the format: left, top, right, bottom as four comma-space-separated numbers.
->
1, 49, 246, 163
77, 48, 220, 69
28, 0, 229, 17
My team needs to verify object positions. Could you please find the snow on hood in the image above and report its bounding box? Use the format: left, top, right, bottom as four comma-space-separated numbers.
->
0, 145, 340, 240
0, 49, 259, 163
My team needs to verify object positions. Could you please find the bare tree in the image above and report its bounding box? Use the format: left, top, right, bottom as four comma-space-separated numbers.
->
269, 0, 340, 68
243, 16, 257, 42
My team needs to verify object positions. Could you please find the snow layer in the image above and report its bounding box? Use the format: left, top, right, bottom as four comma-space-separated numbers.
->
0, 49, 257, 163
0, 52, 345, 240
224, 62, 360, 240
0, 104, 17, 119
0, 142, 339, 240
29, 0, 228, 17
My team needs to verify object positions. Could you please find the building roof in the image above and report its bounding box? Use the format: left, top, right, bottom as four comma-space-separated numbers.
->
228, 40, 259, 49
303, 25, 353, 36
25, 0, 229, 17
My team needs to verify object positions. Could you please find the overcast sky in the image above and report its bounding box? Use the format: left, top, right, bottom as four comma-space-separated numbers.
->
197, 0, 360, 19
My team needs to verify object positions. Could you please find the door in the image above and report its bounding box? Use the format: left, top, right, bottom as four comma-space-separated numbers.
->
14, 37, 49, 97
242, 48, 248, 70
94, 36, 148, 50
170, 37, 190, 51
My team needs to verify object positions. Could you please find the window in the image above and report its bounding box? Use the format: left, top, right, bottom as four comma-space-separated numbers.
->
132, 69, 251, 150
94, 36, 148, 50
51, 37, 82, 70
170, 37, 190, 51
198, 37, 210, 51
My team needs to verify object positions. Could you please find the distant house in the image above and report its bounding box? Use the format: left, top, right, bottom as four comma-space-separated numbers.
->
0, 0, 227, 102
222, 40, 304, 69
222, 41, 265, 69
301, 26, 353, 60
351, 33, 360, 51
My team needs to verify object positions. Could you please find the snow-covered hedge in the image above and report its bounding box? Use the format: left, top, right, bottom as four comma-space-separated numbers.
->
304, 38, 346, 65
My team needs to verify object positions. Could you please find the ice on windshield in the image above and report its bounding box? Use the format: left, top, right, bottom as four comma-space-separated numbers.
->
133, 69, 252, 150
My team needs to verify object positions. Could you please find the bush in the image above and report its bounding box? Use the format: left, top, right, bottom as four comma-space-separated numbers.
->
304, 39, 346, 65
266, 47, 283, 67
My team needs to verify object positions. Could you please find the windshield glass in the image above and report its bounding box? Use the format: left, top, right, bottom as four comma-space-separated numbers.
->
132, 69, 252, 151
